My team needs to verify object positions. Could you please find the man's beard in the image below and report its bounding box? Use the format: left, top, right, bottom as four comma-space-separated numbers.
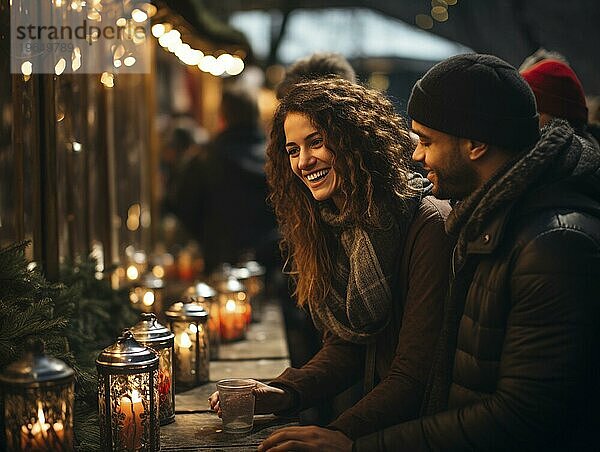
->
431, 149, 480, 201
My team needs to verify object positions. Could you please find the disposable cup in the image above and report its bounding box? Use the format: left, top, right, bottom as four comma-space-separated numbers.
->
216, 378, 256, 434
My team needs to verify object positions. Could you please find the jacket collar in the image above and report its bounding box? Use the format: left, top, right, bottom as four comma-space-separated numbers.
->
464, 175, 600, 256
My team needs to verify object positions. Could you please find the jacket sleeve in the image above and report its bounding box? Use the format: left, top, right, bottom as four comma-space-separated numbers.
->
269, 329, 366, 412
328, 199, 452, 439
353, 226, 600, 451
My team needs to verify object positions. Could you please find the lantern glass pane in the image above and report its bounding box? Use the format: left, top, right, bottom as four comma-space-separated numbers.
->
219, 295, 248, 342
98, 370, 159, 451
157, 347, 174, 422
172, 321, 209, 386
3, 383, 74, 451
197, 299, 220, 360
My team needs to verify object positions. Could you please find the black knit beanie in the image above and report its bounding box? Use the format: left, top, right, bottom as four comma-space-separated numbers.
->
408, 53, 540, 151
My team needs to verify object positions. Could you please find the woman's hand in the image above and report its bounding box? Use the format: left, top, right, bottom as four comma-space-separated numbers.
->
257, 426, 353, 452
208, 380, 294, 417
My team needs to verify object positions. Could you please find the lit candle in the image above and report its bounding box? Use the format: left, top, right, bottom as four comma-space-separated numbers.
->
220, 299, 247, 341
175, 331, 193, 383
119, 390, 144, 451
20, 403, 66, 451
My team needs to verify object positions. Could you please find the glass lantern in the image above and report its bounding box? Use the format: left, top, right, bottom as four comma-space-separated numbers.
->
96, 330, 160, 452
125, 248, 148, 283
232, 261, 266, 323
184, 281, 220, 360
130, 313, 175, 425
237, 261, 266, 322
129, 272, 164, 315
216, 277, 249, 342
0, 339, 74, 452
165, 301, 210, 389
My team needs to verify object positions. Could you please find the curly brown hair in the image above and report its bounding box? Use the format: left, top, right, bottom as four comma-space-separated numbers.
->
266, 78, 416, 307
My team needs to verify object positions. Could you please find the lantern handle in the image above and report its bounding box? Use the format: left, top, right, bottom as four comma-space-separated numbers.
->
119, 329, 135, 341
141, 312, 157, 322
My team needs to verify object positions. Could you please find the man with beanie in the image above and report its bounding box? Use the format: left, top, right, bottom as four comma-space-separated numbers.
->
356, 53, 600, 450
258, 53, 600, 452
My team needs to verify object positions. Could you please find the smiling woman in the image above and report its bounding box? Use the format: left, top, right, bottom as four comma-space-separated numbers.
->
284, 112, 341, 206
212, 78, 451, 445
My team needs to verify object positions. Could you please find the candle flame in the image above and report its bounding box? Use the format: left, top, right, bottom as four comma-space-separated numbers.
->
131, 389, 142, 403
225, 299, 236, 312
38, 406, 45, 425
30, 402, 50, 436
142, 291, 155, 306
126, 265, 139, 280
176, 331, 192, 348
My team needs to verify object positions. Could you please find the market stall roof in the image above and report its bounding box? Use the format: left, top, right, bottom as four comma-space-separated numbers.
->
202, 0, 600, 94
157, 0, 251, 54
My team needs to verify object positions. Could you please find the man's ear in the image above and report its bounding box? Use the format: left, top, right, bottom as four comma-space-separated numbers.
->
467, 140, 488, 161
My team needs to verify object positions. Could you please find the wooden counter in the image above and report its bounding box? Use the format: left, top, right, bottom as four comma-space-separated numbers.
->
161, 301, 298, 451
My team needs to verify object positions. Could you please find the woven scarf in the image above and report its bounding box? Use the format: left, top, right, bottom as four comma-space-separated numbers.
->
309, 192, 420, 344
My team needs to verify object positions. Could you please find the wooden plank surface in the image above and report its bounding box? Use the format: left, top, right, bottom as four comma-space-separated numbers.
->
161, 413, 298, 451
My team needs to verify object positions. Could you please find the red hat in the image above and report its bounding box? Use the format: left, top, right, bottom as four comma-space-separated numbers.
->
521, 59, 588, 124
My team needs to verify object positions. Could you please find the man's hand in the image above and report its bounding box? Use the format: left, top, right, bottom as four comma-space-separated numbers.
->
208, 380, 294, 417
258, 426, 353, 452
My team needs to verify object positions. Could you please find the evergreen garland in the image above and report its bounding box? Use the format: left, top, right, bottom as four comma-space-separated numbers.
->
0, 241, 140, 450
0, 241, 68, 367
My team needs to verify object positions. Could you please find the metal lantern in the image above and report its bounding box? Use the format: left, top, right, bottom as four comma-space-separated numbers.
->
232, 261, 266, 323
129, 272, 164, 315
130, 313, 175, 425
96, 330, 159, 452
0, 339, 74, 452
165, 301, 210, 389
216, 277, 249, 342
184, 281, 220, 360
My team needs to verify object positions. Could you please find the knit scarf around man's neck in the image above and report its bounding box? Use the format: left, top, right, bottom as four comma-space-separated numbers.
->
309, 191, 421, 345
446, 118, 598, 269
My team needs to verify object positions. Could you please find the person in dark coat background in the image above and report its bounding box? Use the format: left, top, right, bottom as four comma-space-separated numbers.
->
259, 54, 600, 452
173, 86, 277, 274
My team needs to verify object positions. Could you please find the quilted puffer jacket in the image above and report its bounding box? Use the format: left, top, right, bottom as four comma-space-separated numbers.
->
354, 121, 600, 451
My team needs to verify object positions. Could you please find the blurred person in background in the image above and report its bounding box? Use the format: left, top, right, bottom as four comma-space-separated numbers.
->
211, 78, 452, 442
173, 85, 278, 275
275, 52, 357, 100
520, 57, 600, 146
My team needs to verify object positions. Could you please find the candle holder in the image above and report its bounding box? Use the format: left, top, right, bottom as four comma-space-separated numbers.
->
165, 301, 210, 389
130, 313, 175, 425
125, 249, 148, 282
96, 330, 159, 452
216, 277, 249, 342
0, 339, 74, 452
129, 273, 164, 315
184, 281, 220, 360
239, 261, 266, 323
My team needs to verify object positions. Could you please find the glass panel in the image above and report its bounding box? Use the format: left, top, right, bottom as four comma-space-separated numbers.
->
0, 1, 40, 261
112, 73, 152, 264
55, 73, 89, 264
